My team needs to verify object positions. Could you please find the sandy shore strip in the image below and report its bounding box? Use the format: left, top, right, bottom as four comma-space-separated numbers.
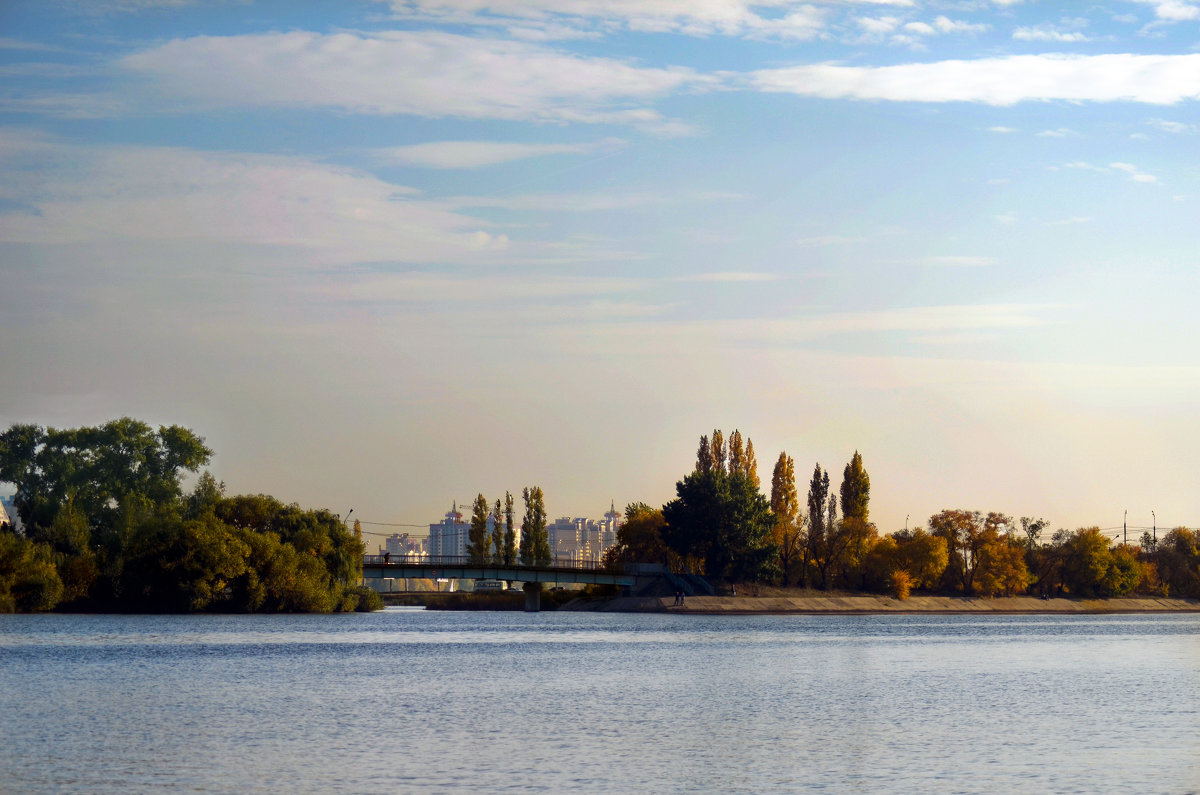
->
572, 594, 1200, 614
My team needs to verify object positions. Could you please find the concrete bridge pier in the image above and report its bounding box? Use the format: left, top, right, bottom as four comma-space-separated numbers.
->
523, 582, 541, 612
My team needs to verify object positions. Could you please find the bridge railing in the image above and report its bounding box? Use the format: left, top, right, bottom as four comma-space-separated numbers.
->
363, 554, 618, 573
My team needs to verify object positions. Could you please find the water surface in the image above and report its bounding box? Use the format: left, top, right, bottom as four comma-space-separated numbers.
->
2, 610, 1197, 792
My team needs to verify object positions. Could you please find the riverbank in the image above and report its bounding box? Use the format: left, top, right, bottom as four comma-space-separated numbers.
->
565, 592, 1200, 614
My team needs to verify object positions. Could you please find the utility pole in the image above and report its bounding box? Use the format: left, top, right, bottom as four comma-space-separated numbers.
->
1123, 509, 1127, 546
1152, 510, 1156, 545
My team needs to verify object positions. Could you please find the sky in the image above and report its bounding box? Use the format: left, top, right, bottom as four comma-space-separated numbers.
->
1, 0, 1198, 541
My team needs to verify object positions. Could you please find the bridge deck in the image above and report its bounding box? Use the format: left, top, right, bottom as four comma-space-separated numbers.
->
361, 555, 635, 587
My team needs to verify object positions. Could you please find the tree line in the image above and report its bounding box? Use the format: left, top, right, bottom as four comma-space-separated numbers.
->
604, 429, 1200, 600
0, 419, 376, 613
465, 487, 551, 566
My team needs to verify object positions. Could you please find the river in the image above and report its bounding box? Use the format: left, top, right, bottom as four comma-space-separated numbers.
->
1, 610, 1197, 792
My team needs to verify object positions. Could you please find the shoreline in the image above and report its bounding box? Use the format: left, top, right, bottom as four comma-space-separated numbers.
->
566, 594, 1200, 615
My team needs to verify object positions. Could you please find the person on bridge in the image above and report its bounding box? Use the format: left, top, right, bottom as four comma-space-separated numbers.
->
383, 551, 391, 564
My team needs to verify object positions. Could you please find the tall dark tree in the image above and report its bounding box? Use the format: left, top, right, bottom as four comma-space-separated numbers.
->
696, 435, 713, 475
503, 491, 517, 566
490, 498, 504, 564
840, 451, 870, 523
519, 486, 550, 566
467, 493, 490, 564
662, 464, 777, 583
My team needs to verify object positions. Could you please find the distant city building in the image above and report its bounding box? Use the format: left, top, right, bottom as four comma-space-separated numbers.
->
546, 501, 622, 565
382, 533, 425, 558
423, 499, 621, 564
427, 503, 468, 558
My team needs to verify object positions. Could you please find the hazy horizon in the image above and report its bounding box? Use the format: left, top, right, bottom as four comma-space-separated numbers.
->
2, 0, 1198, 536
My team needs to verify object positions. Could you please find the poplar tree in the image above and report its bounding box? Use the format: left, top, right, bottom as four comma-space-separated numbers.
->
519, 486, 550, 566
696, 435, 712, 474
745, 439, 759, 489
728, 430, 745, 475
840, 451, 870, 523
467, 493, 490, 564
771, 452, 802, 585
490, 498, 504, 564
710, 429, 727, 473
503, 491, 516, 565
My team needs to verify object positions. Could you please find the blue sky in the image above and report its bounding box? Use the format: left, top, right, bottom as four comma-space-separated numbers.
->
2, 0, 1198, 537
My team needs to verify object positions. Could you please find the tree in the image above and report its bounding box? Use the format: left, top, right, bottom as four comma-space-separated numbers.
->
696, 435, 712, 475
770, 452, 803, 585
490, 498, 504, 564
519, 486, 550, 566
745, 439, 759, 489
662, 461, 777, 583
728, 430, 745, 476
710, 429, 726, 473
840, 451, 870, 523
0, 419, 212, 541
503, 491, 517, 566
930, 510, 1029, 596
0, 533, 63, 612
805, 464, 848, 589
467, 494, 490, 564
604, 504, 671, 568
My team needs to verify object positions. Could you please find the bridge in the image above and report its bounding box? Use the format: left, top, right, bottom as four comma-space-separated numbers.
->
361, 555, 636, 611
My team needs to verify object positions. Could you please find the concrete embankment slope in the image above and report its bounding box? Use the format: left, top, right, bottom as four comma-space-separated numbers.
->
574, 594, 1200, 614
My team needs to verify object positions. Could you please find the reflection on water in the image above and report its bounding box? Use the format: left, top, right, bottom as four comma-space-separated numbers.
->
2, 611, 1198, 792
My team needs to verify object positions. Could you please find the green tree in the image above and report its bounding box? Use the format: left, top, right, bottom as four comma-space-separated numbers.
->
840, 451, 870, 523
662, 459, 777, 583
696, 435, 712, 475
805, 464, 848, 589
519, 486, 550, 566
467, 493, 491, 564
503, 491, 517, 566
0, 533, 64, 612
0, 419, 212, 541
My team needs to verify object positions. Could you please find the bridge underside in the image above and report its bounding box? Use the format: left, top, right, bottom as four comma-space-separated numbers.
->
361, 563, 635, 587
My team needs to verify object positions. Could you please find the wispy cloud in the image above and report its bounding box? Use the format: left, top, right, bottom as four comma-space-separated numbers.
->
1013, 26, 1090, 42
675, 271, 779, 283
1110, 161, 1159, 182
381, 0, 831, 41
376, 138, 625, 168
921, 255, 995, 267
118, 31, 710, 129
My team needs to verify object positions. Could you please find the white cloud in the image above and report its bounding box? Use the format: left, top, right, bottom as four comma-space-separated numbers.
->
376, 138, 625, 168
903, 21, 936, 35
1132, 0, 1200, 22
988, 125, 1018, 133
1050, 216, 1093, 224
857, 15, 901, 34
994, 212, 1017, 223
1013, 26, 1090, 42
749, 53, 1200, 105
933, 16, 988, 34
1036, 127, 1077, 137
119, 31, 709, 128
1110, 161, 1159, 182
1148, 118, 1195, 133
446, 190, 746, 212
